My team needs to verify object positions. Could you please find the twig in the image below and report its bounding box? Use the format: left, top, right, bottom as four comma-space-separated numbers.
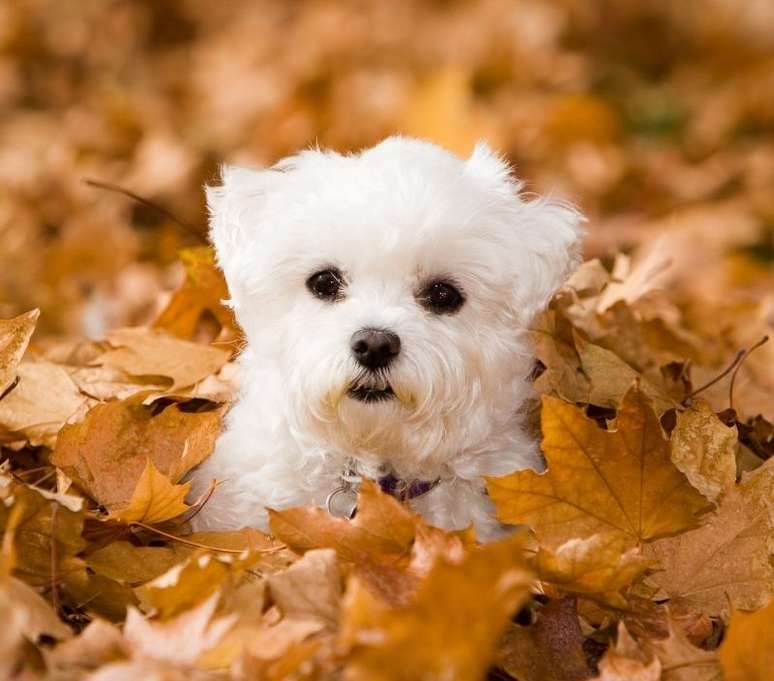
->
50, 503, 60, 614
729, 335, 769, 412
182, 479, 217, 525
683, 350, 745, 403
129, 521, 286, 555
82, 178, 207, 244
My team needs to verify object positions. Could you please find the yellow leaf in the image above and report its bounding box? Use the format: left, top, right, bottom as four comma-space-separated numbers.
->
718, 599, 774, 681
0, 309, 39, 396
339, 532, 533, 681
487, 387, 707, 549
107, 459, 191, 525
644, 458, 774, 619
534, 533, 653, 607
671, 400, 738, 502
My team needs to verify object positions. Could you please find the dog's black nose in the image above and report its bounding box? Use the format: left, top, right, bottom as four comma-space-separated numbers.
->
350, 328, 401, 370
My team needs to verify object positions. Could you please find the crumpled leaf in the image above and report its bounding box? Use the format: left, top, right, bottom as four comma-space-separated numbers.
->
718, 599, 774, 681
534, 533, 653, 607
51, 396, 222, 509
267, 548, 341, 626
269, 480, 417, 563
106, 458, 192, 525
644, 457, 774, 619
339, 532, 533, 681
499, 597, 592, 681
671, 400, 738, 502
488, 387, 707, 549
591, 622, 661, 681
649, 619, 720, 681
45, 619, 128, 675
0, 308, 39, 396
0, 360, 88, 446
2, 575, 72, 642
99, 327, 231, 391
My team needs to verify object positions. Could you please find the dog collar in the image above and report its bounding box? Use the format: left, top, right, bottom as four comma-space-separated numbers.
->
325, 462, 440, 519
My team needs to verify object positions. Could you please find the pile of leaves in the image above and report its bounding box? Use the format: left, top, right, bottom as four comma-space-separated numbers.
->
1, 245, 772, 680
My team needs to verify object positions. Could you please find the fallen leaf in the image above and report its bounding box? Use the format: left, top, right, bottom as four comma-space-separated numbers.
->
487, 387, 707, 549
718, 599, 774, 681
591, 622, 661, 681
3, 575, 72, 641
649, 620, 720, 681
534, 533, 653, 607
499, 597, 592, 681
122, 592, 236, 666
51, 396, 222, 509
99, 327, 231, 391
269, 480, 417, 563
671, 400, 737, 502
85, 541, 189, 586
0, 309, 39, 396
339, 532, 533, 681
106, 458, 191, 525
644, 458, 774, 619
267, 548, 341, 626
0, 360, 88, 446
45, 619, 128, 674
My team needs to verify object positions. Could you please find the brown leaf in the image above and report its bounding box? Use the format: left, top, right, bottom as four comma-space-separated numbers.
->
123, 592, 236, 667
269, 480, 417, 563
0, 308, 39, 396
718, 599, 774, 681
3, 575, 72, 641
591, 622, 661, 681
488, 387, 707, 550
499, 597, 592, 681
106, 458, 191, 525
99, 327, 231, 391
45, 619, 128, 674
534, 533, 653, 607
649, 620, 720, 681
85, 541, 189, 586
671, 400, 738, 502
0, 360, 88, 446
267, 548, 341, 626
339, 532, 533, 681
644, 458, 774, 619
51, 396, 222, 509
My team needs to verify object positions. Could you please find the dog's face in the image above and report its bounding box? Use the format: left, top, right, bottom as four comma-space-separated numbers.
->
208, 137, 582, 475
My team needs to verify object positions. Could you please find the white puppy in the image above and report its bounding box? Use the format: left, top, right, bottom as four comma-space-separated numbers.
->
189, 136, 583, 539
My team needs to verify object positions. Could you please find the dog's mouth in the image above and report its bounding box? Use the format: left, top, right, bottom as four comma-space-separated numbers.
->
348, 379, 395, 404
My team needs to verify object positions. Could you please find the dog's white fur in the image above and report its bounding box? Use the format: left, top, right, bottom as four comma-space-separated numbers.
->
189, 136, 583, 539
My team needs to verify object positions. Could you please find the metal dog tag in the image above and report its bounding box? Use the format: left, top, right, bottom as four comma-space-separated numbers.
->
325, 485, 358, 519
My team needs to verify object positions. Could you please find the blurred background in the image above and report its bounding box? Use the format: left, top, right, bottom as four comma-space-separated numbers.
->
1, 0, 773, 341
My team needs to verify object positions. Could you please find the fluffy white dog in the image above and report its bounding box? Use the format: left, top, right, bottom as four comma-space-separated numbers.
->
189, 136, 583, 539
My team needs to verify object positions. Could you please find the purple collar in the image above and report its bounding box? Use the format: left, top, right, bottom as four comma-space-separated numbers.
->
377, 472, 440, 501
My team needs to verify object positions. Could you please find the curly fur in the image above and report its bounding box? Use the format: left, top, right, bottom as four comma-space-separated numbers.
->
189, 136, 584, 539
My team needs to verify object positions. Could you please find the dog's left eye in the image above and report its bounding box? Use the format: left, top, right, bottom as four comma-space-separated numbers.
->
306, 268, 344, 301
419, 280, 465, 314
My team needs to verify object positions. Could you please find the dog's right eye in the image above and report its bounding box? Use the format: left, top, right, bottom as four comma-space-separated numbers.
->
306, 268, 344, 301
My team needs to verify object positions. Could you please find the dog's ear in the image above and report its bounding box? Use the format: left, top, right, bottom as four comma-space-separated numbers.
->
206, 165, 270, 276
466, 141, 585, 319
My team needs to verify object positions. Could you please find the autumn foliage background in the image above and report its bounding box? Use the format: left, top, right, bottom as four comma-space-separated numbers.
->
1, 1, 773, 680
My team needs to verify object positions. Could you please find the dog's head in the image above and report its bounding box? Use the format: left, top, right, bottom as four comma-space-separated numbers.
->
208, 137, 583, 475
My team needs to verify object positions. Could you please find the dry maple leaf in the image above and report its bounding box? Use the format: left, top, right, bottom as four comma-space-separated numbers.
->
44, 618, 128, 675
498, 597, 592, 681
718, 599, 774, 681
105, 458, 192, 526
670, 400, 737, 502
269, 480, 417, 562
0, 360, 88, 447
99, 327, 231, 391
487, 386, 707, 550
591, 622, 661, 681
534, 532, 653, 607
153, 246, 239, 343
51, 395, 222, 509
267, 548, 341, 626
339, 531, 534, 681
644, 457, 774, 619
648, 619, 720, 681
0, 308, 39, 396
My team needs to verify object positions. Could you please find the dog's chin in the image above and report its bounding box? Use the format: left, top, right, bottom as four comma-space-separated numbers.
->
347, 384, 395, 404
